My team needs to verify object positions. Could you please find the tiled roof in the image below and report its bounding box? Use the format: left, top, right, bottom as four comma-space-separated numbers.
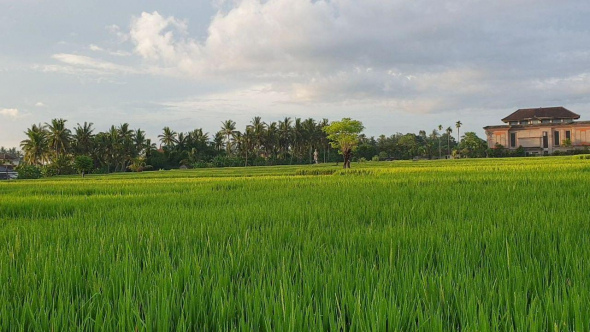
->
502, 107, 580, 123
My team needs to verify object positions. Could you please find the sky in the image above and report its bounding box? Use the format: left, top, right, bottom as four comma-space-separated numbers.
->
1, 0, 590, 148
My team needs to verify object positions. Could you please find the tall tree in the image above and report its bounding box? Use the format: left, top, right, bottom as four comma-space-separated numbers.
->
446, 127, 453, 156
20, 124, 49, 165
456, 121, 463, 142
134, 129, 146, 156
278, 117, 292, 160
250, 116, 266, 157
213, 131, 225, 152
221, 120, 237, 156
303, 118, 318, 163
158, 127, 178, 149
323, 118, 364, 169
73, 122, 95, 155
45, 118, 71, 159
241, 126, 255, 166
438, 124, 443, 159
318, 118, 330, 163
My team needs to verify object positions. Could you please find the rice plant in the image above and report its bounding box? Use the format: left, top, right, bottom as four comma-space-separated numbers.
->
1, 157, 590, 331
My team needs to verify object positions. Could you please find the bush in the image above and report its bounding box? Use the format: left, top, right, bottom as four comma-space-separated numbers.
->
191, 162, 210, 169
41, 165, 59, 177
210, 156, 244, 168
17, 165, 42, 179
378, 152, 388, 160
372, 155, 380, 162
74, 156, 94, 176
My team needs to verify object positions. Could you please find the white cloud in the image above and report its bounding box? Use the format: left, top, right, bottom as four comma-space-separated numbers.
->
89, 44, 131, 57
51, 53, 137, 74
89, 44, 104, 52
0, 108, 20, 119
35, 102, 45, 107
106, 24, 129, 43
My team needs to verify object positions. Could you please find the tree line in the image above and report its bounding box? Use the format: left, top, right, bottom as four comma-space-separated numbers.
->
10, 117, 493, 177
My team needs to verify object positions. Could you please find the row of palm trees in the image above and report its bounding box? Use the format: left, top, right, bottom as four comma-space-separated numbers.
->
20, 120, 155, 172
162, 117, 333, 166
19, 117, 336, 171
19, 117, 466, 172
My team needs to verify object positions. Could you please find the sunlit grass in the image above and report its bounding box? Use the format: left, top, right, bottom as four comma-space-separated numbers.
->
1, 156, 590, 330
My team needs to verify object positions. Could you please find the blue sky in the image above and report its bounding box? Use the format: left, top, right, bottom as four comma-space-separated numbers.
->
2, 0, 590, 147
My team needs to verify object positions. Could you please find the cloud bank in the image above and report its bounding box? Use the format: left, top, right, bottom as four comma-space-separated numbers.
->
42, 0, 590, 116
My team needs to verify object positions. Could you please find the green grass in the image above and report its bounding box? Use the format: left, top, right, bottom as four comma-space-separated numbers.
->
2, 157, 590, 331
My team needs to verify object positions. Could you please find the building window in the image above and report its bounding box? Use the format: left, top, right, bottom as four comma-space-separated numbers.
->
566, 131, 571, 140
554, 131, 560, 146
510, 121, 518, 126
520, 121, 529, 125
543, 132, 548, 149
510, 133, 516, 148
542, 119, 551, 124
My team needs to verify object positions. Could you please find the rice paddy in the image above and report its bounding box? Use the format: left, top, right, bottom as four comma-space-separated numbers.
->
2, 157, 590, 331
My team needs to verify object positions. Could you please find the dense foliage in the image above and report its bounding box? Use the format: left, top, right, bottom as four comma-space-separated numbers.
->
15, 118, 492, 176
2, 157, 590, 330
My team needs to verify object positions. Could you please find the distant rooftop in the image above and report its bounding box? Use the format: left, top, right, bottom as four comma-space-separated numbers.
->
502, 107, 580, 123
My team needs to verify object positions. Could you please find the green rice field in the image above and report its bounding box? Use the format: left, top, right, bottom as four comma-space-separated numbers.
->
2, 157, 590, 331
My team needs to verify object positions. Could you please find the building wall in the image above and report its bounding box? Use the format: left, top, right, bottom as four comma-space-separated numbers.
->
486, 124, 590, 154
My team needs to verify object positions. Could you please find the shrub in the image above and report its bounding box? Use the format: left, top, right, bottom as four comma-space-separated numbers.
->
74, 156, 94, 177
41, 165, 59, 177
372, 155, 380, 162
210, 156, 245, 168
17, 165, 42, 179
192, 162, 210, 169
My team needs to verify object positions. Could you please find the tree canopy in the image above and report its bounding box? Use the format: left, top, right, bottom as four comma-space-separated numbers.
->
323, 118, 364, 168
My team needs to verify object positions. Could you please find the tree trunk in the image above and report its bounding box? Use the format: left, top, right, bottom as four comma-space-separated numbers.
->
343, 149, 352, 169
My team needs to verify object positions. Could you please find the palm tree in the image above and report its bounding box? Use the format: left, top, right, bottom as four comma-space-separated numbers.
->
278, 117, 292, 160
221, 120, 237, 156
242, 126, 255, 166
264, 122, 279, 161
20, 124, 49, 165
45, 118, 71, 159
293, 118, 304, 163
250, 116, 266, 157
118, 123, 136, 171
158, 127, 177, 149
144, 139, 157, 160
302, 118, 317, 163
213, 131, 225, 152
73, 122, 95, 155
456, 121, 463, 143
176, 132, 188, 152
446, 127, 453, 156
438, 125, 443, 159
134, 129, 146, 156
108, 125, 123, 171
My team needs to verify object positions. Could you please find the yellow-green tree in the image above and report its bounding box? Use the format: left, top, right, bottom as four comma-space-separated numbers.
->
323, 118, 364, 169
